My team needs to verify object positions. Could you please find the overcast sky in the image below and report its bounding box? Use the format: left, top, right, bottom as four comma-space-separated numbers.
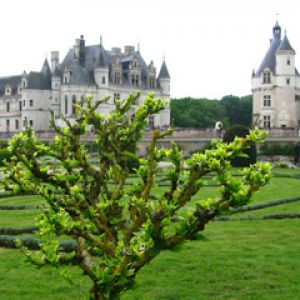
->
1, 0, 300, 99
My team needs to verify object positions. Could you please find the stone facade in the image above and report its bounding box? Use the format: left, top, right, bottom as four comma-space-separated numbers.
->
0, 36, 170, 133
252, 22, 300, 130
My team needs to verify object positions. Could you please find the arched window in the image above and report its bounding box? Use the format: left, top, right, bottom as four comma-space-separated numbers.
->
102, 76, 106, 84
263, 71, 271, 84
72, 95, 76, 115
65, 95, 68, 115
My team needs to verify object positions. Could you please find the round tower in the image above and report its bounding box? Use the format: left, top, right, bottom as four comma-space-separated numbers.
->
158, 59, 170, 96
94, 40, 109, 88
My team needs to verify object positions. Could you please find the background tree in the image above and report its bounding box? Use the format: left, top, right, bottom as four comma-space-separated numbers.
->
1, 92, 270, 300
220, 95, 252, 127
171, 97, 228, 128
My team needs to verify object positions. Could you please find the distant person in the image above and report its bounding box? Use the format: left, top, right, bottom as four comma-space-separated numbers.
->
294, 142, 300, 165
215, 120, 223, 138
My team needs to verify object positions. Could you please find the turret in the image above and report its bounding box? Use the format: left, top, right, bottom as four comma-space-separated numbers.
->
52, 66, 61, 90
276, 32, 296, 76
158, 59, 170, 96
50, 51, 60, 72
94, 39, 109, 88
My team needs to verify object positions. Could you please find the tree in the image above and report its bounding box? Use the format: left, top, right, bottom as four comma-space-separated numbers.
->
171, 97, 228, 128
1, 92, 271, 300
220, 95, 252, 127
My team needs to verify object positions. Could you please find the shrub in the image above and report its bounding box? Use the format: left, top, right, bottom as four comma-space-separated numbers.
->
223, 124, 256, 167
259, 142, 294, 156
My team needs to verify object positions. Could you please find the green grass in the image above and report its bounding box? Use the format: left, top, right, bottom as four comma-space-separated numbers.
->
0, 168, 300, 299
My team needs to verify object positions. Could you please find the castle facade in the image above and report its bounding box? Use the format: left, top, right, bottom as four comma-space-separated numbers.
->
0, 36, 170, 133
252, 22, 300, 129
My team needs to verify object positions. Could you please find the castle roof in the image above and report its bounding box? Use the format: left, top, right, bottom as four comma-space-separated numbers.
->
27, 71, 51, 90
52, 65, 62, 77
94, 45, 108, 68
255, 22, 297, 76
277, 34, 295, 52
158, 60, 170, 79
60, 41, 151, 87
69, 60, 93, 85
0, 75, 21, 96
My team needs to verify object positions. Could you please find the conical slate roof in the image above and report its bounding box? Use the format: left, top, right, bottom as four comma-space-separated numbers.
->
255, 38, 281, 76
41, 59, 51, 79
254, 22, 298, 76
53, 65, 62, 77
69, 60, 93, 85
158, 60, 170, 79
94, 46, 108, 68
277, 34, 295, 52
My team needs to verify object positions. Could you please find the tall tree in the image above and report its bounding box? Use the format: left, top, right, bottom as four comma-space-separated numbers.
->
220, 95, 252, 127
1, 93, 270, 300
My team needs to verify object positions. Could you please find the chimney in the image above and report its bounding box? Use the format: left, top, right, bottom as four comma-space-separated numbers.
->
50, 51, 59, 72
74, 38, 80, 58
79, 35, 85, 67
124, 45, 135, 55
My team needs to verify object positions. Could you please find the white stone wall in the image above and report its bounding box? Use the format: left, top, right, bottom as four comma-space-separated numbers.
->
21, 89, 53, 131
276, 53, 295, 75
0, 96, 21, 132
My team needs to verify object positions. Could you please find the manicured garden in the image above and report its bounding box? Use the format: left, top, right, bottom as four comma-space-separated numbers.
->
1, 167, 300, 299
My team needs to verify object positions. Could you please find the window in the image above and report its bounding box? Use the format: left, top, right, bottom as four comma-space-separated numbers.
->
6, 102, 10, 112
287, 59, 291, 65
65, 95, 68, 115
263, 71, 271, 84
131, 74, 135, 85
23, 99, 25, 107
29, 120, 33, 127
263, 115, 271, 128
15, 119, 19, 130
150, 77, 155, 89
29, 99, 33, 107
64, 77, 67, 84
102, 76, 106, 84
23, 81, 26, 88
114, 72, 121, 84
263, 95, 271, 107
286, 78, 290, 85
6, 119, 10, 130
72, 95, 76, 115
114, 93, 120, 101
135, 75, 139, 86
19, 101, 22, 111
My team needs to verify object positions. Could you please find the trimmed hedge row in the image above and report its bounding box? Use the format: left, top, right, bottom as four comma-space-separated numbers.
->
0, 226, 38, 235
231, 195, 300, 214
0, 236, 76, 252
215, 213, 300, 221
0, 205, 28, 210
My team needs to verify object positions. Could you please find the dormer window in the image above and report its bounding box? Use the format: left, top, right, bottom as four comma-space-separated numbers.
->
149, 77, 156, 89
263, 71, 271, 84
5, 85, 11, 96
287, 58, 291, 65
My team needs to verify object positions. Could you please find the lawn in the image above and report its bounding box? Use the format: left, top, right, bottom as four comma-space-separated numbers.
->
0, 168, 300, 299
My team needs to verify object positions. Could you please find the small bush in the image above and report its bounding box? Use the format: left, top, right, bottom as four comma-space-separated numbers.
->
223, 124, 256, 167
